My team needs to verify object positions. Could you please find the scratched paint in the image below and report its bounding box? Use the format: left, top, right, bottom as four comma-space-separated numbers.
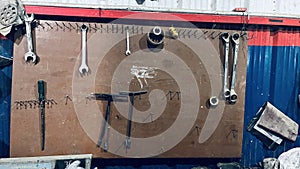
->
130, 65, 157, 89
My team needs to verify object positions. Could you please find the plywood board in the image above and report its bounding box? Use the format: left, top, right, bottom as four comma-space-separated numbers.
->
10, 20, 247, 158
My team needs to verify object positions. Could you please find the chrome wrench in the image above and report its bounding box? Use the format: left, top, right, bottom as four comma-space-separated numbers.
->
24, 13, 37, 63
221, 32, 230, 99
125, 28, 131, 56
230, 33, 240, 103
79, 25, 89, 74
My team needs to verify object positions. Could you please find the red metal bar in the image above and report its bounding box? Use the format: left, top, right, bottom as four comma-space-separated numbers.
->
25, 6, 100, 17
248, 29, 300, 46
24, 5, 300, 27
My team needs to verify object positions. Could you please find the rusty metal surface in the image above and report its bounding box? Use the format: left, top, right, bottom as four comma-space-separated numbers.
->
10, 20, 247, 158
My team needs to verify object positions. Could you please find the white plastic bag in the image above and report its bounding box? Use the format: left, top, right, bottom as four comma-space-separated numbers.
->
278, 148, 300, 169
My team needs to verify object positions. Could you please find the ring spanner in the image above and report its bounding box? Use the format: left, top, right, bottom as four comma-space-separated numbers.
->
221, 32, 230, 99
230, 33, 240, 103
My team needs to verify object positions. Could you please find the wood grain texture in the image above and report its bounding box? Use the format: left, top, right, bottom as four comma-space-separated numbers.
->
10, 21, 247, 158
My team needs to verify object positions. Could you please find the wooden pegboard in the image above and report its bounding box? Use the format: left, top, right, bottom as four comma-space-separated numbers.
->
10, 20, 247, 158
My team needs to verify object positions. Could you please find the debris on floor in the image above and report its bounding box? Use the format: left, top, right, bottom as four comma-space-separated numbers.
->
278, 147, 300, 169
217, 162, 243, 169
258, 158, 281, 169
191, 166, 211, 169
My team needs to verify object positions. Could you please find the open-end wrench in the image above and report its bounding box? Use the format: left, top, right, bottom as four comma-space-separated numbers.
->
125, 28, 131, 56
24, 13, 37, 63
221, 32, 230, 99
230, 32, 240, 103
79, 25, 89, 74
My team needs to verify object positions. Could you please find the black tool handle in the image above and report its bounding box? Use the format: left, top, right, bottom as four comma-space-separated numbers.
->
38, 80, 46, 151
38, 80, 45, 102
97, 98, 112, 148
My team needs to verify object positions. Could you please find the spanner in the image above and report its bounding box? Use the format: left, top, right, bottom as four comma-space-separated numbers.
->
230, 32, 240, 103
221, 32, 230, 99
79, 25, 89, 74
125, 28, 131, 56
24, 13, 37, 63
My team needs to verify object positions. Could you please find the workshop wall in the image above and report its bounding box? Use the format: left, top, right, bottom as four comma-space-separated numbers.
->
0, 38, 13, 157
241, 27, 300, 167
10, 20, 247, 158
0, 5, 300, 166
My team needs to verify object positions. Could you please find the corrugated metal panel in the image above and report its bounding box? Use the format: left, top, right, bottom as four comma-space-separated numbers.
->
21, 0, 300, 18
0, 39, 13, 158
242, 28, 300, 167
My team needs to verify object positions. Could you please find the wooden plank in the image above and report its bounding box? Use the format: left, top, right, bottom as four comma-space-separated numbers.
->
258, 102, 298, 141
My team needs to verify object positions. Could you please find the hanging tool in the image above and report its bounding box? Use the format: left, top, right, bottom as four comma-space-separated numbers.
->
38, 80, 46, 151
125, 27, 131, 56
119, 90, 147, 149
209, 96, 219, 107
230, 33, 240, 103
221, 32, 230, 99
89, 93, 127, 151
79, 24, 89, 75
147, 26, 165, 47
24, 13, 37, 63
169, 26, 178, 39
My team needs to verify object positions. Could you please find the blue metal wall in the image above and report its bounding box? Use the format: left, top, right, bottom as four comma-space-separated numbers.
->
241, 29, 300, 167
0, 38, 13, 158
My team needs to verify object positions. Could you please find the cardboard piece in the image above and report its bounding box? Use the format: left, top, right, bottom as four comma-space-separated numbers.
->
258, 102, 298, 141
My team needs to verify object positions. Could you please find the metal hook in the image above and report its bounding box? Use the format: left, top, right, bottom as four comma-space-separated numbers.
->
211, 31, 222, 39
64, 95, 72, 105
37, 22, 45, 29
68, 22, 76, 30
193, 30, 198, 38
88, 23, 97, 32
55, 21, 63, 31
62, 22, 71, 31
187, 29, 192, 38
45, 22, 53, 29
75, 23, 80, 32
14, 101, 20, 109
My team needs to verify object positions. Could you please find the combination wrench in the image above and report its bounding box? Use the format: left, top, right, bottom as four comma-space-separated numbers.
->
221, 32, 230, 99
24, 13, 37, 63
79, 25, 89, 75
125, 28, 131, 56
230, 32, 240, 103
